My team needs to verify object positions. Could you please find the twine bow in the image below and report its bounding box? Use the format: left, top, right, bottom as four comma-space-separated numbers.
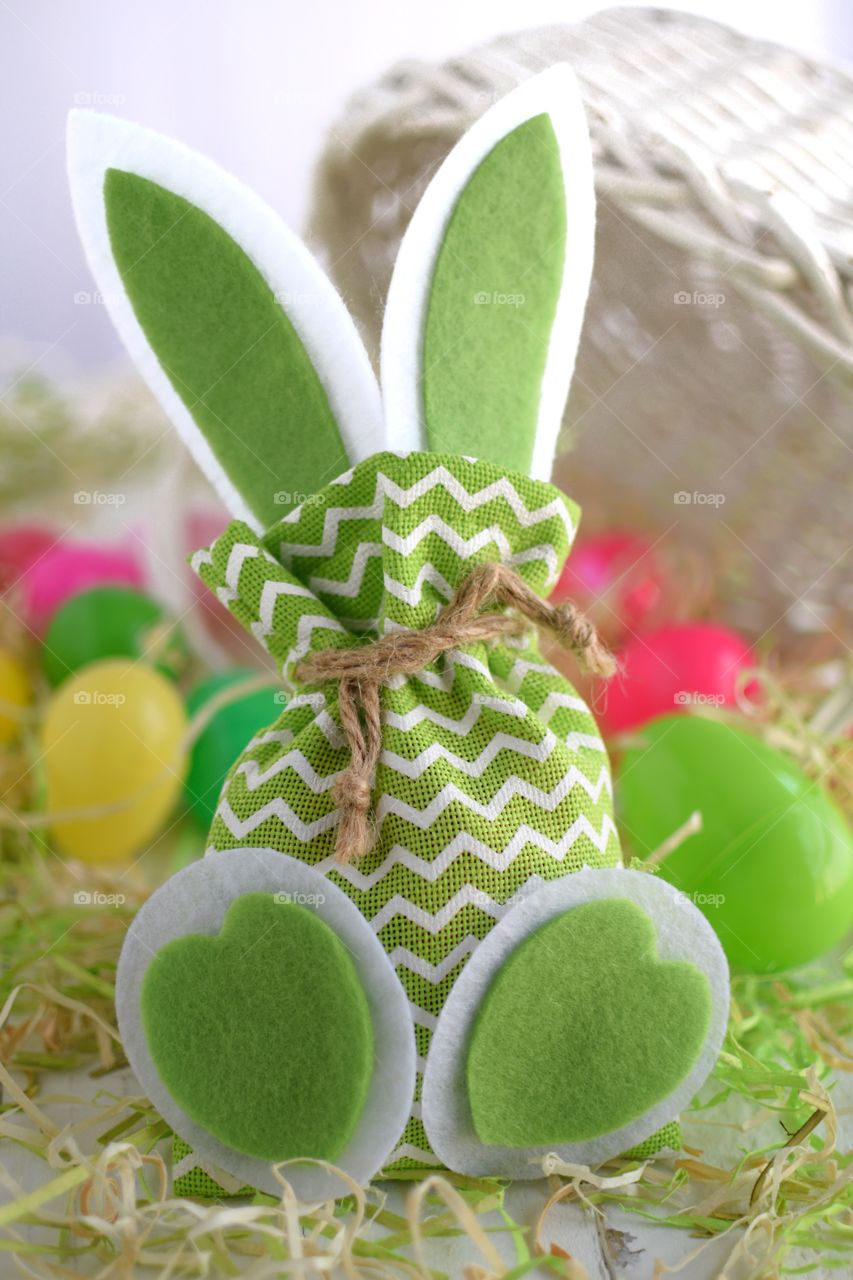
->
296, 561, 616, 864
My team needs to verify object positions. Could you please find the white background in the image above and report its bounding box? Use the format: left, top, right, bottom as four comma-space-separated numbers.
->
1, 0, 850, 373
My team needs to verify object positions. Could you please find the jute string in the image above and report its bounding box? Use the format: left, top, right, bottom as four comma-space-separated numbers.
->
296, 562, 616, 864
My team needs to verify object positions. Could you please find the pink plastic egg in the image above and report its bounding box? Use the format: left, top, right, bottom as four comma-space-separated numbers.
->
186, 508, 266, 660
22, 541, 145, 633
0, 523, 59, 592
600, 622, 753, 734
552, 533, 663, 635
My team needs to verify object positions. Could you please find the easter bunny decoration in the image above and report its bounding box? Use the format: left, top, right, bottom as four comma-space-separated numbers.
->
68, 67, 728, 1200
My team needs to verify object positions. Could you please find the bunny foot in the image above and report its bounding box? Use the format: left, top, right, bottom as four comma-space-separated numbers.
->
116, 849, 416, 1200
422, 867, 729, 1177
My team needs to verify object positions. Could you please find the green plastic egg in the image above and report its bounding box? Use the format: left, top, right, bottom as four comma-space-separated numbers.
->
42, 586, 184, 686
185, 670, 283, 826
616, 715, 853, 973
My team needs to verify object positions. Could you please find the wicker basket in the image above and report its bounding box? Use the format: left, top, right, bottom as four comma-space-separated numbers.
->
308, 7, 853, 638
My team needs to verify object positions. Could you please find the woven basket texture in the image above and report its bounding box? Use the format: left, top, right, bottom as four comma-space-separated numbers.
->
308, 6, 853, 636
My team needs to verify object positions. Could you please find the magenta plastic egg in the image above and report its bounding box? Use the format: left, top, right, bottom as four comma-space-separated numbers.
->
185, 507, 265, 661
0, 523, 59, 592
552, 533, 663, 634
22, 541, 145, 633
601, 622, 753, 734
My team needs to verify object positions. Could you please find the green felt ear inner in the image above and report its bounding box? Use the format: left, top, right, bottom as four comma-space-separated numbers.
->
422, 114, 567, 473
140, 892, 374, 1162
104, 169, 348, 525
465, 897, 712, 1147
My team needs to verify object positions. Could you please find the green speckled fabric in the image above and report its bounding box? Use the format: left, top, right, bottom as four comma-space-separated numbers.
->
174, 451, 679, 1194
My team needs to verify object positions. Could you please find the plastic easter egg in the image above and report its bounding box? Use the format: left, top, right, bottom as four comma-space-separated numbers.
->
42, 586, 184, 687
616, 715, 853, 972
23, 541, 145, 633
552, 533, 662, 633
0, 523, 58, 591
41, 659, 186, 864
185, 507, 265, 662
601, 622, 752, 734
185, 670, 283, 826
0, 652, 30, 744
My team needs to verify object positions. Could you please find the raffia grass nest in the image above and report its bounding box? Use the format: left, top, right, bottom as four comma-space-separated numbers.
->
308, 6, 853, 639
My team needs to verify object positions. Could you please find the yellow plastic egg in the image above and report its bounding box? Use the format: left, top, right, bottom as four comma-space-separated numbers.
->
41, 659, 187, 864
0, 651, 31, 744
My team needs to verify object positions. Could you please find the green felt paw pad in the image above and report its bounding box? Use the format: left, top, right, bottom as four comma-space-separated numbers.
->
466, 898, 712, 1147
140, 892, 373, 1162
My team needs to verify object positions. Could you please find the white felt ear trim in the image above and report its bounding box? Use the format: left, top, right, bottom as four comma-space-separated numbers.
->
380, 64, 595, 479
67, 111, 383, 531
421, 868, 729, 1179
116, 848, 416, 1201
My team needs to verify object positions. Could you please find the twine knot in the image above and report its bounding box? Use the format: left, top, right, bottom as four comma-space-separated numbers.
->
296, 562, 616, 864
343, 776, 373, 811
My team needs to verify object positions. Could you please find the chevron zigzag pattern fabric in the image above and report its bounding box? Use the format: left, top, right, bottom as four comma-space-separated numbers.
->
169, 450, 686, 1188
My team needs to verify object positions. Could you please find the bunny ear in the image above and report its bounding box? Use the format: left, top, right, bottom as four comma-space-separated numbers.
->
381, 65, 595, 481
68, 111, 383, 529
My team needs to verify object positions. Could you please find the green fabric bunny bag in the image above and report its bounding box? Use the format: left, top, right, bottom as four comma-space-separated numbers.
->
69, 67, 729, 1201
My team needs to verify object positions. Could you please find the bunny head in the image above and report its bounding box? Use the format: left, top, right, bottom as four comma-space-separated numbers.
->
67, 65, 594, 526
69, 73, 729, 1203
